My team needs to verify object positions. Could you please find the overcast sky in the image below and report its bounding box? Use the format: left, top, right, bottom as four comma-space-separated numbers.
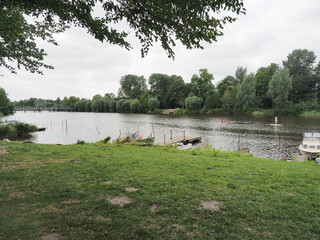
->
2, 0, 320, 101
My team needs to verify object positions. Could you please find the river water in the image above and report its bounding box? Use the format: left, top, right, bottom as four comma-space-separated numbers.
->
2, 111, 320, 159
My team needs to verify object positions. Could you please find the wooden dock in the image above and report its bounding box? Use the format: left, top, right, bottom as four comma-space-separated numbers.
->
158, 136, 202, 146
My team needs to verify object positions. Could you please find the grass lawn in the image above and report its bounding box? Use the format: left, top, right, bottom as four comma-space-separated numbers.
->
1, 142, 320, 239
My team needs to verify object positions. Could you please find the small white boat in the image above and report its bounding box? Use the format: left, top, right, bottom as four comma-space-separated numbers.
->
298, 132, 320, 156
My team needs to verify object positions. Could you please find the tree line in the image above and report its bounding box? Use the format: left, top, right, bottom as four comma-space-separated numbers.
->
9, 49, 320, 116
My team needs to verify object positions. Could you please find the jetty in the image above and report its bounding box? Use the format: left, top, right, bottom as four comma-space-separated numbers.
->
158, 135, 202, 146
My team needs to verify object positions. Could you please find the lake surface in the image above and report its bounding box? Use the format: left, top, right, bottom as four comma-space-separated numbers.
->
2, 111, 320, 159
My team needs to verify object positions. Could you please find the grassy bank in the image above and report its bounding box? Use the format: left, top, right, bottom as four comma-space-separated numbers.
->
299, 110, 320, 117
1, 142, 320, 239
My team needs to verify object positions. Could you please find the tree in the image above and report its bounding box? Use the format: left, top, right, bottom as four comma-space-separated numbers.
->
236, 73, 256, 114
84, 100, 92, 112
268, 68, 292, 109
103, 93, 115, 112
148, 97, 160, 112
148, 73, 172, 108
315, 61, 320, 104
255, 63, 279, 108
1, 1, 245, 74
221, 88, 234, 113
130, 99, 141, 113
0, 87, 14, 115
167, 76, 186, 108
235, 66, 247, 83
68, 96, 79, 107
108, 99, 116, 112
217, 75, 237, 97
189, 69, 214, 102
91, 98, 105, 112
116, 99, 130, 113
74, 99, 89, 112
204, 89, 221, 110
118, 75, 147, 99
283, 49, 318, 102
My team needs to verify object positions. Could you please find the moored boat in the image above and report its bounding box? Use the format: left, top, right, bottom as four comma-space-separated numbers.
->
298, 132, 320, 157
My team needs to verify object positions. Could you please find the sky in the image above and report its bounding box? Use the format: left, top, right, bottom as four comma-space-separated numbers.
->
2, 0, 320, 101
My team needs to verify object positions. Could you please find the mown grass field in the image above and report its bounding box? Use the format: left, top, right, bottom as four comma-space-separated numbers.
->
1, 142, 320, 239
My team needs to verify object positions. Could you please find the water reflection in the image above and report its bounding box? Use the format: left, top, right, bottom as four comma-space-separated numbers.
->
2, 112, 319, 159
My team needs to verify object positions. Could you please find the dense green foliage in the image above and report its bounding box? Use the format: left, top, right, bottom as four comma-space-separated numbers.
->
185, 95, 203, 111
0, 0, 245, 74
0, 87, 13, 115
0, 122, 37, 139
119, 75, 147, 99
268, 68, 292, 109
1, 142, 320, 239
235, 73, 256, 114
12, 49, 320, 116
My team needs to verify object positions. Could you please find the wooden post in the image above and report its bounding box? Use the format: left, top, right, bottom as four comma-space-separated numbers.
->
170, 130, 172, 139
279, 139, 281, 149
152, 123, 155, 138
164, 134, 166, 145
184, 130, 186, 141
238, 134, 240, 151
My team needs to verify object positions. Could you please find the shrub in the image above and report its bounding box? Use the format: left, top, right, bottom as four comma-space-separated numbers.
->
148, 97, 160, 112
130, 99, 141, 113
185, 96, 202, 111
103, 136, 111, 143
116, 99, 130, 113
13, 122, 38, 136
0, 122, 37, 139
76, 140, 86, 144
0, 124, 16, 139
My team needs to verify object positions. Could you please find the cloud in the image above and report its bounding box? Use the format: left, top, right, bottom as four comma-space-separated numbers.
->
2, 0, 320, 100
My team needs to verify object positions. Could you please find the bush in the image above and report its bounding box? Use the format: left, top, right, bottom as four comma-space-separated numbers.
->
148, 97, 160, 112
185, 96, 202, 111
13, 122, 38, 136
130, 99, 141, 113
103, 136, 111, 143
0, 124, 16, 139
116, 99, 130, 113
0, 122, 37, 139
76, 140, 86, 144
274, 100, 320, 116
173, 108, 187, 115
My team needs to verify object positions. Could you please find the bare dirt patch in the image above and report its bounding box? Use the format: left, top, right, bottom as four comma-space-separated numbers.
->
94, 215, 112, 222
39, 233, 62, 240
7, 192, 24, 199
61, 200, 82, 205
108, 196, 132, 207
103, 181, 113, 185
199, 200, 223, 211
169, 224, 185, 230
125, 187, 139, 192
37, 205, 66, 212
0, 146, 9, 155
150, 204, 162, 211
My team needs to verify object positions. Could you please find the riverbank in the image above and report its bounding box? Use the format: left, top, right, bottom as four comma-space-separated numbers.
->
160, 108, 320, 117
1, 142, 320, 239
